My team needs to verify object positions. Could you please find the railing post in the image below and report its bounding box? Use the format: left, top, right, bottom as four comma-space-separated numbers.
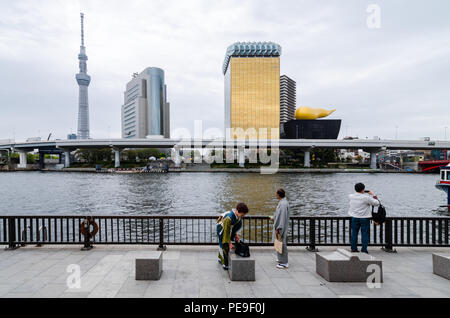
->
157, 217, 166, 251
81, 217, 93, 251
36, 224, 47, 247
382, 218, 396, 253
21, 227, 28, 247
306, 218, 317, 252
5, 217, 19, 250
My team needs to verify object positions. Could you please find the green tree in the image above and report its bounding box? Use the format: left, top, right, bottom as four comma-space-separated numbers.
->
311, 149, 338, 167
124, 149, 137, 162
75, 148, 113, 163
27, 153, 37, 164
136, 148, 164, 160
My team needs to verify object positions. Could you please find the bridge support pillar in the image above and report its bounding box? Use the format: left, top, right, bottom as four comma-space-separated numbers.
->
304, 150, 311, 168
39, 150, 45, 170
238, 146, 245, 168
370, 152, 378, 170
64, 151, 70, 168
18, 151, 27, 168
172, 147, 181, 168
114, 148, 121, 168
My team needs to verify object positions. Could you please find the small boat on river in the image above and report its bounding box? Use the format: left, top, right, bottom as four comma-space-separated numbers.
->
435, 164, 450, 211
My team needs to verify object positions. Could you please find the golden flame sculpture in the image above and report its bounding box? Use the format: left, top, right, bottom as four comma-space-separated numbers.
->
294, 106, 336, 120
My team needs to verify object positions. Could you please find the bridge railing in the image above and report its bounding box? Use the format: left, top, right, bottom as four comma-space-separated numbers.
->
1, 215, 448, 251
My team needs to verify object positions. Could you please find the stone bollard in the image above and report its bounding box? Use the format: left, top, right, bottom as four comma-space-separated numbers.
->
135, 251, 163, 280
228, 253, 255, 281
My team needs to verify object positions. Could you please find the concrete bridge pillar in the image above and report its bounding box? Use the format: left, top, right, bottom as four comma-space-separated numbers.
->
114, 148, 121, 168
64, 151, 71, 168
304, 150, 311, 168
172, 147, 181, 168
370, 151, 378, 170
238, 146, 245, 168
39, 151, 45, 170
18, 151, 27, 168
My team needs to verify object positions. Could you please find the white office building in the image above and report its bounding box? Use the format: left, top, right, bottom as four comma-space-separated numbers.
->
121, 67, 170, 139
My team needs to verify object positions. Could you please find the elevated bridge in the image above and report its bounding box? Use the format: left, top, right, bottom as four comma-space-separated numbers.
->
1, 138, 449, 170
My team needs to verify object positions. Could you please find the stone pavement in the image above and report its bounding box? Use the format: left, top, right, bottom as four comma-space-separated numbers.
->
0, 245, 448, 298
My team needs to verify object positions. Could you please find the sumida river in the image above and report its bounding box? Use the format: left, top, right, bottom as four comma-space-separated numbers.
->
0, 171, 447, 217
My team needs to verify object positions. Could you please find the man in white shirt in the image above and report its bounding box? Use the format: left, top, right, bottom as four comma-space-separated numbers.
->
348, 183, 380, 253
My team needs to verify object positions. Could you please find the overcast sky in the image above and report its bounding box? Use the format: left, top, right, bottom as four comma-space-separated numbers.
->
0, 0, 449, 141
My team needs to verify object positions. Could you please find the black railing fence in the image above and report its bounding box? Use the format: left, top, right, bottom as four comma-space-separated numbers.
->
1, 215, 449, 251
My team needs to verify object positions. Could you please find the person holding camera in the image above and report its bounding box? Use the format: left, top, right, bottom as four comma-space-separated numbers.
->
348, 183, 380, 254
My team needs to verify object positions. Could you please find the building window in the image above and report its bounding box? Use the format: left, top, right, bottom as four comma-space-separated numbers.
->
124, 107, 135, 115
124, 103, 135, 111
125, 122, 135, 129
124, 111, 135, 119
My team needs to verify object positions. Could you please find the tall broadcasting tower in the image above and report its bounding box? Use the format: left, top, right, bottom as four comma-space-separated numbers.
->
76, 13, 91, 139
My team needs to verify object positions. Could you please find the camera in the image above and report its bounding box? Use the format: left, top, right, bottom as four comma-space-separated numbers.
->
364, 190, 370, 193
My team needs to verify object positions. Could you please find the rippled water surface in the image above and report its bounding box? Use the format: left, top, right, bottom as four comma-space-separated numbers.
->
0, 171, 447, 217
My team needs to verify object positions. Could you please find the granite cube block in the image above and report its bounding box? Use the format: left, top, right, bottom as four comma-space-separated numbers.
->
229, 253, 255, 281
316, 248, 383, 283
135, 252, 163, 280
432, 253, 450, 280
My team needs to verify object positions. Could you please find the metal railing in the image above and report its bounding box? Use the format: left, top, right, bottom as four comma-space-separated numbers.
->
1, 215, 449, 252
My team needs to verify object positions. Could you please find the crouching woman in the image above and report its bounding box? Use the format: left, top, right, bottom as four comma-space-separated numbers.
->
216, 203, 249, 270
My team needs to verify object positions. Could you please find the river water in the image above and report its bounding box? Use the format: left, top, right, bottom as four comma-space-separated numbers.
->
0, 171, 447, 217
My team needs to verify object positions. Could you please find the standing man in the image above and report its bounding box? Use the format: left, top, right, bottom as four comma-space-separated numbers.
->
348, 183, 380, 254
272, 188, 290, 269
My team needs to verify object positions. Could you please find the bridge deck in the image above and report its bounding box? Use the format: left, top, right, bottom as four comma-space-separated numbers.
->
1, 138, 450, 150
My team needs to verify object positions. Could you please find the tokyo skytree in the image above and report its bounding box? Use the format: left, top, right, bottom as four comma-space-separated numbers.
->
76, 13, 91, 139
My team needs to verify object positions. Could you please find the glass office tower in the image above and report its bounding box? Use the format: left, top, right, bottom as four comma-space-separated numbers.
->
121, 67, 170, 139
223, 42, 281, 139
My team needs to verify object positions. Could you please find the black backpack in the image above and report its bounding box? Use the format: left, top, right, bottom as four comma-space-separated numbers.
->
234, 240, 250, 257
372, 204, 386, 225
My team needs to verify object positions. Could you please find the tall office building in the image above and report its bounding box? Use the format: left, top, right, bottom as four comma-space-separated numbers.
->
76, 13, 91, 139
223, 42, 281, 139
121, 67, 170, 139
280, 75, 296, 124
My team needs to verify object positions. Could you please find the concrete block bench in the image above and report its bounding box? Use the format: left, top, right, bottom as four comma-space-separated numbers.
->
228, 253, 255, 281
432, 253, 450, 280
135, 251, 163, 280
316, 248, 383, 283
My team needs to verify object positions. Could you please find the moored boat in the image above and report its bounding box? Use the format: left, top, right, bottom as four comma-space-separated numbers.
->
435, 164, 450, 211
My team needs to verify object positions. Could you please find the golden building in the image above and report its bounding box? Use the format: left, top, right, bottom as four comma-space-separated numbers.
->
223, 42, 281, 139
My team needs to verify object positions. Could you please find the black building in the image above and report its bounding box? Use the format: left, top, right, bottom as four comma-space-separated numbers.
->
281, 119, 342, 139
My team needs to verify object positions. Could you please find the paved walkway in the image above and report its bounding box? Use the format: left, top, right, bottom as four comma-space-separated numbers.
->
0, 245, 449, 298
